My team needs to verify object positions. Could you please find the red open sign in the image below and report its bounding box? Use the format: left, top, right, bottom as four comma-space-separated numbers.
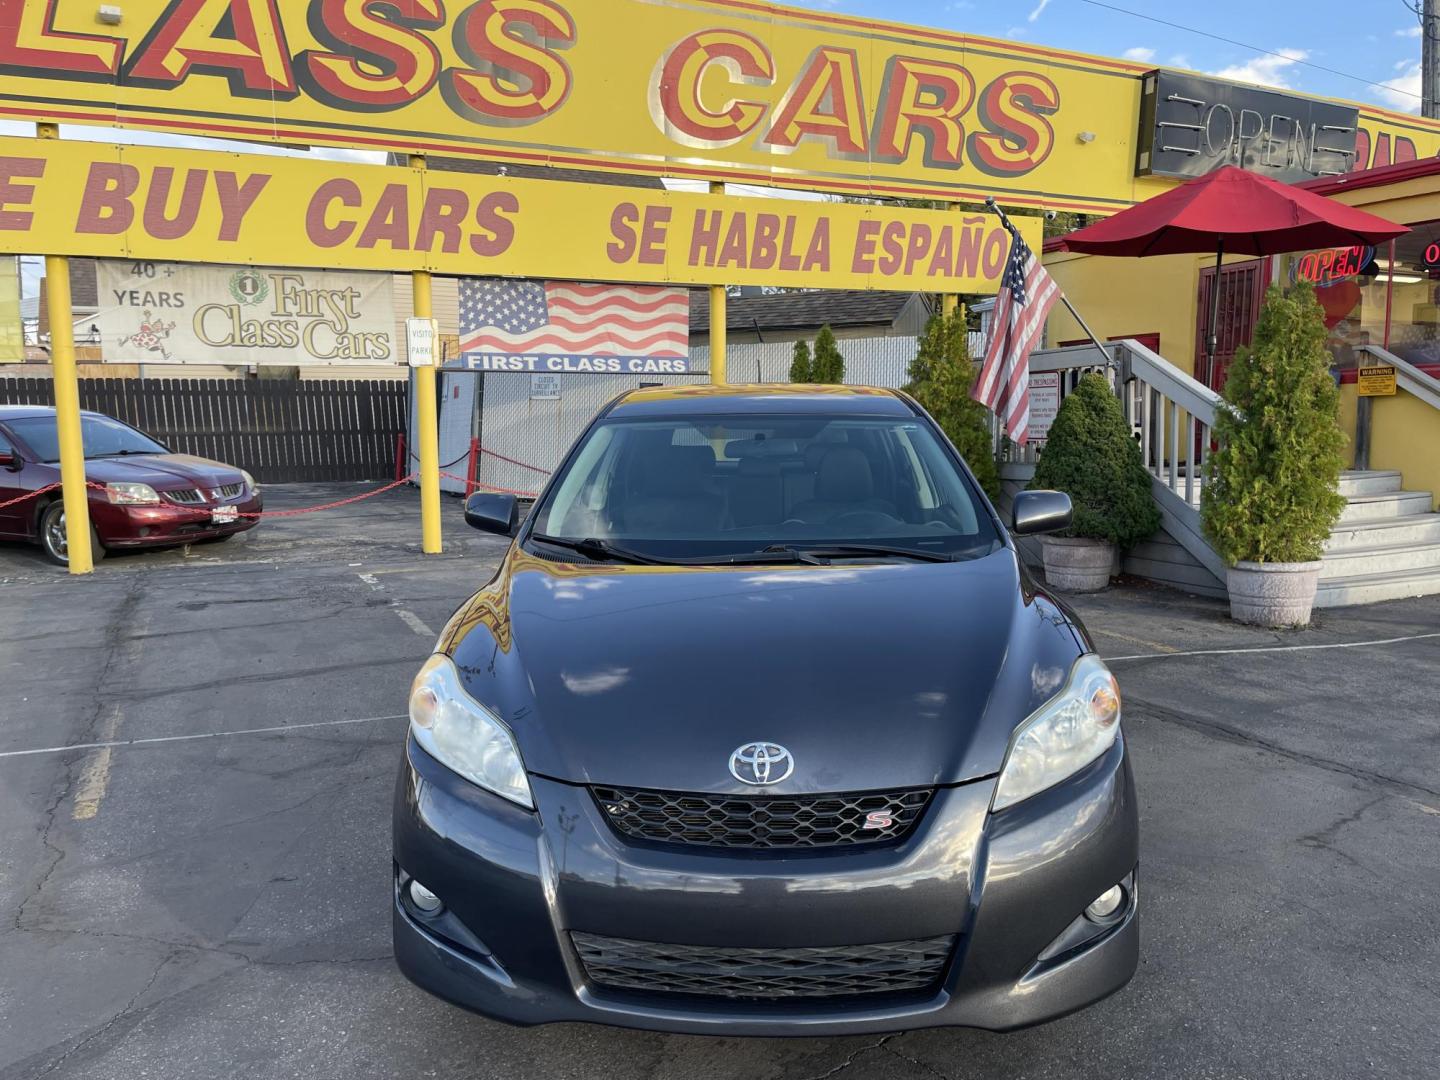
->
1293, 245, 1373, 286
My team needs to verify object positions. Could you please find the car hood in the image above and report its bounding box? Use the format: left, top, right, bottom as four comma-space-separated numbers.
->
80, 454, 245, 489
439, 547, 1087, 794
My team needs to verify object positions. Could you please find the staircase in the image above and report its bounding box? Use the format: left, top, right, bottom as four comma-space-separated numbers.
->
1319, 471, 1440, 607
1017, 339, 1440, 609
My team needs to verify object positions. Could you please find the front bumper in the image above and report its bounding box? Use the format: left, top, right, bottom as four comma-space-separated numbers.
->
90, 494, 262, 548
392, 735, 1138, 1036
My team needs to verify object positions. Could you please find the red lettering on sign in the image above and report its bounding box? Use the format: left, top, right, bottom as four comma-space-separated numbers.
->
0, 157, 44, 231
214, 172, 270, 242
0, 0, 123, 79
142, 168, 207, 240
470, 191, 517, 256
75, 162, 140, 235
968, 71, 1059, 177
653, 29, 774, 146
415, 186, 468, 253
297, 0, 445, 111
872, 57, 974, 167
763, 47, 868, 155
356, 183, 411, 249
442, 0, 575, 125
306, 178, 363, 247
123, 0, 298, 98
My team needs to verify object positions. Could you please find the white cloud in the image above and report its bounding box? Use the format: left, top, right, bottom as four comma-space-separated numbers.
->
1122, 47, 1157, 62
1028, 0, 1052, 22
1169, 54, 1192, 68
1211, 48, 1308, 91
1396, 25, 1423, 38
1376, 61, 1422, 113
1006, 25, 1027, 38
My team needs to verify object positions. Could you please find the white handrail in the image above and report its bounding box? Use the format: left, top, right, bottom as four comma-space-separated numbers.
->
1114, 339, 1220, 425
1358, 344, 1440, 413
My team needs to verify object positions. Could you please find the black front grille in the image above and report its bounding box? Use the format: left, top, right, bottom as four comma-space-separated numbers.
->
162, 488, 204, 505
591, 786, 931, 850
214, 482, 244, 499
572, 932, 953, 1000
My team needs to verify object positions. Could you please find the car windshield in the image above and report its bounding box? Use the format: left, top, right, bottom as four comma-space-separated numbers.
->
6, 415, 166, 463
527, 413, 1002, 563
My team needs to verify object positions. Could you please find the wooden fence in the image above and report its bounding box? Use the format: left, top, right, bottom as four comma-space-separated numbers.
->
0, 377, 407, 483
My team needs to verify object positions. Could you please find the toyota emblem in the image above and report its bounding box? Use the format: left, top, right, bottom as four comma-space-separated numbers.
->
729, 742, 794, 786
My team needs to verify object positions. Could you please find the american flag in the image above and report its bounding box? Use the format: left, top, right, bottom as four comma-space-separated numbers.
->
459, 280, 689, 358
971, 228, 1061, 445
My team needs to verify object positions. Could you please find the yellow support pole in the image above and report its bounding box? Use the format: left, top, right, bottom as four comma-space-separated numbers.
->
410, 153, 442, 554
38, 123, 92, 574
708, 181, 727, 385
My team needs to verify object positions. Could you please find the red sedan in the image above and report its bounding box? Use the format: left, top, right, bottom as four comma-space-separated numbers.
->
0, 406, 262, 566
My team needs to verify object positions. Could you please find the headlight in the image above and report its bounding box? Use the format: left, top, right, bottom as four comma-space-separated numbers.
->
240, 469, 259, 494
408, 654, 533, 809
105, 482, 160, 505
993, 654, 1121, 811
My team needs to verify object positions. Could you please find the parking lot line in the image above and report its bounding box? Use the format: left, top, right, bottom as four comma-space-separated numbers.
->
0, 713, 408, 761
1105, 630, 1440, 662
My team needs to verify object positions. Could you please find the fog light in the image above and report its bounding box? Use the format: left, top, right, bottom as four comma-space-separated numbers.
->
1086, 884, 1125, 921
409, 880, 443, 914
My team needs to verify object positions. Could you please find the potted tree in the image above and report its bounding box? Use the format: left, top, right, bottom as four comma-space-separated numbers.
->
1201, 283, 1346, 627
1029, 372, 1160, 591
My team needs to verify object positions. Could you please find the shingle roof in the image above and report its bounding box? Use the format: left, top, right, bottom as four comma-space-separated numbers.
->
421, 156, 666, 189
689, 289, 922, 335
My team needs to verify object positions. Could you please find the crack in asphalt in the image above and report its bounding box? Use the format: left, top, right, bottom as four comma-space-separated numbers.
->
106, 655, 424, 703
12, 573, 143, 935
1125, 694, 1440, 809
883, 1041, 955, 1080
797, 1035, 897, 1080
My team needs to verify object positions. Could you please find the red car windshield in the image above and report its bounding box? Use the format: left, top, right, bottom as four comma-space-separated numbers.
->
5, 416, 167, 463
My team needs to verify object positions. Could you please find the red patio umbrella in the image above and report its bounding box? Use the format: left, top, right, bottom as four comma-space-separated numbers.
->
1057, 165, 1408, 385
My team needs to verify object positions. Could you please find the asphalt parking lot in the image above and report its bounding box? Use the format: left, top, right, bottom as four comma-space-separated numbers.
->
1, 482, 1437, 1080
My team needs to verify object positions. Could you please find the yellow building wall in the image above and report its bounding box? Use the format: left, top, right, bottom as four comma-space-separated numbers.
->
1340, 385, 1440, 510
1044, 250, 1221, 377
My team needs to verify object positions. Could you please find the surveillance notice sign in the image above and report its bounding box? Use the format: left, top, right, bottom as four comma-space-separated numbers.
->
95, 261, 397, 365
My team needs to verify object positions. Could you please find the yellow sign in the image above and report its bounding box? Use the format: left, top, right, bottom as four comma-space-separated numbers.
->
2, 1, 1435, 212
0, 136, 1039, 291
1357, 365, 1397, 396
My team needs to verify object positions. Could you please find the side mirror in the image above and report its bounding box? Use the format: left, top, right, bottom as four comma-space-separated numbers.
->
464, 492, 519, 537
1011, 490, 1072, 536
0, 451, 15, 470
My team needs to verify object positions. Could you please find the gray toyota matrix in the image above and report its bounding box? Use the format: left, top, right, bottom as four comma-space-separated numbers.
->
392, 384, 1139, 1035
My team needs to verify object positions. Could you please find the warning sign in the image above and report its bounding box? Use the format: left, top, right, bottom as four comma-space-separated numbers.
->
1357, 366, 1397, 396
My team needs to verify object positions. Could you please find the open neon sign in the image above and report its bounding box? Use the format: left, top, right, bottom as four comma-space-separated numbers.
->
1292, 245, 1374, 286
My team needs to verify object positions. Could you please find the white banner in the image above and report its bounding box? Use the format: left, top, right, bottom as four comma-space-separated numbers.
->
95, 261, 397, 365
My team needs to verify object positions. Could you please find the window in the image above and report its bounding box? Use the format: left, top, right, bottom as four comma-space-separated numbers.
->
529, 413, 999, 562
5, 415, 166, 463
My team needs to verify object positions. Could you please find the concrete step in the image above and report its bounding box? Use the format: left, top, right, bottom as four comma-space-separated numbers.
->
1338, 470, 1405, 497
1319, 539, 1440, 580
1337, 490, 1434, 523
1314, 564, 1440, 608
1326, 513, 1440, 551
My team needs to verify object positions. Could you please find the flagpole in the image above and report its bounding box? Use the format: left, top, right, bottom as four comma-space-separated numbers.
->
984, 198, 1115, 373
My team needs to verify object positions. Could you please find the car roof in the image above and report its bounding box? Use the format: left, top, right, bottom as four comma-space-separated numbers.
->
604, 384, 917, 419
0, 406, 109, 422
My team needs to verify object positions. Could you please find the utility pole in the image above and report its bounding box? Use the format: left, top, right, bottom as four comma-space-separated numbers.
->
1409, 0, 1440, 118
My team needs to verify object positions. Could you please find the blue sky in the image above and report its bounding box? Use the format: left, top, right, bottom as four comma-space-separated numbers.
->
788, 0, 1426, 114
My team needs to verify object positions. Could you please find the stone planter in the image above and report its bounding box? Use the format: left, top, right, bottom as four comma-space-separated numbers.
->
1226, 561, 1323, 627
1040, 536, 1117, 592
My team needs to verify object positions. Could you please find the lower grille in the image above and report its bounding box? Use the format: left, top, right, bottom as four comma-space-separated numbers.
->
591, 786, 931, 849
572, 932, 953, 1000
214, 482, 244, 499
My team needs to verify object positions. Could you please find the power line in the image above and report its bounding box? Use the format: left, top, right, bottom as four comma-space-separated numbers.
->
1075, 0, 1423, 101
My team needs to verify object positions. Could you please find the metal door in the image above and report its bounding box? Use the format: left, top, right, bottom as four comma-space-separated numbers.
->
1195, 257, 1269, 392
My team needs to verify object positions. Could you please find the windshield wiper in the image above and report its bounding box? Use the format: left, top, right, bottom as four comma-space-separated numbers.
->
88, 449, 155, 458
528, 533, 676, 565
759, 543, 957, 563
